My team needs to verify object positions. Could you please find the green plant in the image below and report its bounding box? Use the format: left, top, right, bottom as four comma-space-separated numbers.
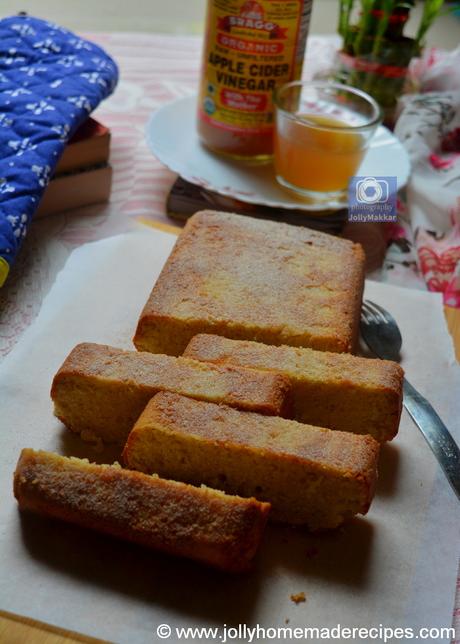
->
416, 0, 445, 46
338, 0, 452, 58
336, 0, 457, 123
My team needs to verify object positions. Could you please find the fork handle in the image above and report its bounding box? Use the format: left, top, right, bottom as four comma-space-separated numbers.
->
403, 378, 460, 501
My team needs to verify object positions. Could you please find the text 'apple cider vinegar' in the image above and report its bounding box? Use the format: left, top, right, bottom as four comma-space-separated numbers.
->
197, 0, 313, 161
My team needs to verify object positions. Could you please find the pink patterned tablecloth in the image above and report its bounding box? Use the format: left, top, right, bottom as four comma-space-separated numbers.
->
0, 32, 458, 640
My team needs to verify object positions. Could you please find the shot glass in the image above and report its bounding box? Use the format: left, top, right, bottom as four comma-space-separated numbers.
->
273, 81, 382, 205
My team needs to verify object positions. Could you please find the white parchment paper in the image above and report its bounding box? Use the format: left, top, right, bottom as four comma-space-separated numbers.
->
0, 227, 459, 644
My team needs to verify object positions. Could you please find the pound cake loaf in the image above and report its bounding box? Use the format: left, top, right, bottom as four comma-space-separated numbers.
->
133, 211, 366, 356
14, 449, 270, 572
123, 393, 380, 530
184, 334, 403, 442
51, 342, 291, 443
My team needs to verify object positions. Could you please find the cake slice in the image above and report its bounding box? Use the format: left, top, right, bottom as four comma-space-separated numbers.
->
184, 334, 403, 442
133, 210, 365, 356
14, 449, 270, 572
123, 393, 380, 530
51, 342, 291, 443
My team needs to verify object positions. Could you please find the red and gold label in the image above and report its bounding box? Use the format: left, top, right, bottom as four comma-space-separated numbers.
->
199, 0, 312, 135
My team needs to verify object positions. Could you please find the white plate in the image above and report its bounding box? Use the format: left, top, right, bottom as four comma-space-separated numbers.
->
146, 95, 411, 211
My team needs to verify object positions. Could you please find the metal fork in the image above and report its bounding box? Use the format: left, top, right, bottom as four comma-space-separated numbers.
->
360, 299, 460, 500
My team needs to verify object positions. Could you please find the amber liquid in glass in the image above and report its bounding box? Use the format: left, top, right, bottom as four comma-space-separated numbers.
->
274, 114, 365, 193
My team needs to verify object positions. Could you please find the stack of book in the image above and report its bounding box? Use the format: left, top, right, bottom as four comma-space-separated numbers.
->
36, 118, 112, 217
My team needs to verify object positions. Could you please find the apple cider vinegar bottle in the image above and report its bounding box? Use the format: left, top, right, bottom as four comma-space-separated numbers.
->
197, 0, 313, 161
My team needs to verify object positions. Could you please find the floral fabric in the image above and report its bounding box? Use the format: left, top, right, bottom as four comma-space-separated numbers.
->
0, 15, 118, 285
390, 47, 460, 307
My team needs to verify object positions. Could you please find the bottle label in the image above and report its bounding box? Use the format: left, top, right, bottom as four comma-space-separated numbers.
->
199, 0, 312, 135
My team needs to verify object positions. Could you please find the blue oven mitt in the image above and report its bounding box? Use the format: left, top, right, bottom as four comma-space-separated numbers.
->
0, 15, 118, 286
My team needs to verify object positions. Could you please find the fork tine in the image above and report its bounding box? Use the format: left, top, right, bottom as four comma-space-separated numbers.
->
360, 307, 372, 324
366, 300, 393, 322
361, 302, 379, 323
360, 299, 402, 361
363, 300, 388, 323
362, 301, 372, 313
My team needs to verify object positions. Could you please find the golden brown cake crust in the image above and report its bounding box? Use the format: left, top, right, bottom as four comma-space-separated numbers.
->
51, 342, 292, 443
123, 392, 380, 530
133, 211, 366, 355
14, 449, 270, 572
184, 334, 404, 441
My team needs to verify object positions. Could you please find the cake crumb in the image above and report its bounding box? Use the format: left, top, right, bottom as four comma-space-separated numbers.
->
290, 592, 306, 604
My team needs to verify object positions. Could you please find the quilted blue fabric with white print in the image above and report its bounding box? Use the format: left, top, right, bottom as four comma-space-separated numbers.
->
0, 15, 118, 286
